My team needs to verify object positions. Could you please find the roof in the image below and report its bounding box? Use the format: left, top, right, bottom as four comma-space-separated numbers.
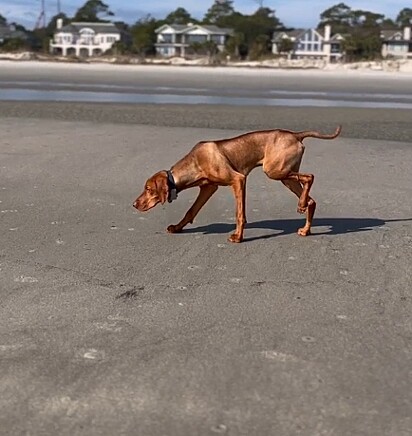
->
155, 23, 233, 35
160, 24, 187, 32
319, 28, 345, 41
330, 33, 344, 41
380, 29, 405, 41
272, 29, 306, 41
201, 25, 234, 35
273, 28, 344, 42
58, 22, 120, 35
0, 24, 27, 40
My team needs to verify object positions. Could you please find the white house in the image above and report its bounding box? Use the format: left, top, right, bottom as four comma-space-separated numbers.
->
155, 23, 233, 58
50, 19, 121, 57
272, 25, 344, 62
381, 27, 412, 59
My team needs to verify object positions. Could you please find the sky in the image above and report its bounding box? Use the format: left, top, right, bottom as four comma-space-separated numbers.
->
0, 0, 410, 29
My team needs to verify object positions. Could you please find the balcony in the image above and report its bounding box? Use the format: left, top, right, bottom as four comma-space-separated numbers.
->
51, 37, 106, 47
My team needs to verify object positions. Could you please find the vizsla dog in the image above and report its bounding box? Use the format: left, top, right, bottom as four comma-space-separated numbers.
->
133, 125, 342, 243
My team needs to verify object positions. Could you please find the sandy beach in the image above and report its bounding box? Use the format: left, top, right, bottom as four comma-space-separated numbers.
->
1, 62, 411, 435
1, 60, 412, 102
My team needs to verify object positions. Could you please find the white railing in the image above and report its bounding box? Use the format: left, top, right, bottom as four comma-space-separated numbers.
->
51, 38, 110, 46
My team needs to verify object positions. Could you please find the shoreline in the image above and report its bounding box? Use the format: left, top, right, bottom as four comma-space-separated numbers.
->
0, 58, 412, 78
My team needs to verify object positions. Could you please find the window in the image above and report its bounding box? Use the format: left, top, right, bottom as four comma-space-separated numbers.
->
56, 34, 71, 44
392, 44, 404, 52
186, 34, 207, 44
80, 30, 94, 44
211, 35, 223, 44
331, 43, 340, 53
160, 34, 173, 43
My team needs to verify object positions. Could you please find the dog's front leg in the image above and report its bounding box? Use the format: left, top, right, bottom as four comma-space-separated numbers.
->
228, 175, 246, 243
167, 184, 218, 234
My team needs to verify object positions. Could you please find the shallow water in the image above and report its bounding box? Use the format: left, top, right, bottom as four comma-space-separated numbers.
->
1, 87, 412, 109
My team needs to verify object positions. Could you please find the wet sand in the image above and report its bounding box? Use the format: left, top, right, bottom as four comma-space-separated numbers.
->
0, 101, 411, 142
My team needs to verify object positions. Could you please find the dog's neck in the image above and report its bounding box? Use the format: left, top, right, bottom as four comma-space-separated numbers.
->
166, 170, 178, 203
169, 157, 200, 191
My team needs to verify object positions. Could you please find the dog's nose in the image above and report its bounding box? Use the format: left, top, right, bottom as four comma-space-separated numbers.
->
133, 201, 138, 208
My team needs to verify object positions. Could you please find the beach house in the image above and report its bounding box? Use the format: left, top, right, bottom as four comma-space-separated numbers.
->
155, 23, 233, 58
50, 19, 121, 57
272, 25, 344, 62
0, 23, 28, 45
381, 27, 412, 59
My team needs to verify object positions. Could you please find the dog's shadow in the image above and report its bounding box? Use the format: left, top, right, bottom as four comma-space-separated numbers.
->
182, 217, 412, 241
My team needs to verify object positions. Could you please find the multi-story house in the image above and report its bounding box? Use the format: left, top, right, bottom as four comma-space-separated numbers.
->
155, 23, 233, 58
272, 25, 344, 62
381, 27, 412, 59
50, 19, 121, 57
0, 23, 28, 45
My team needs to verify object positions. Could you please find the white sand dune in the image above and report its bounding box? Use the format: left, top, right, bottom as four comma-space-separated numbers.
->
0, 58, 411, 78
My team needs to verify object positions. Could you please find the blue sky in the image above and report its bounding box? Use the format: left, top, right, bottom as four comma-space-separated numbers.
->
0, 0, 409, 29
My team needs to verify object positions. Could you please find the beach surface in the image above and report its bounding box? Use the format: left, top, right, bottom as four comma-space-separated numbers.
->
1, 61, 412, 98
0, 64, 411, 435
0, 61, 412, 142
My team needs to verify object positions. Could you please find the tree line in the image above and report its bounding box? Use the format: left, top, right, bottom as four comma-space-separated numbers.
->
1, 1, 411, 61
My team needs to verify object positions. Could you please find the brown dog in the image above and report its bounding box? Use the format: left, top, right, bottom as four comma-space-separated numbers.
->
133, 125, 341, 242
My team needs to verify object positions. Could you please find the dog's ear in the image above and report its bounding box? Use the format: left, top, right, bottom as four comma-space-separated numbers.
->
155, 172, 168, 204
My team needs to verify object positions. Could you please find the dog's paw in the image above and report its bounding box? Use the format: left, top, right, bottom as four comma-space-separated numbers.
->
297, 205, 307, 214
167, 224, 181, 234
228, 233, 243, 243
297, 227, 311, 236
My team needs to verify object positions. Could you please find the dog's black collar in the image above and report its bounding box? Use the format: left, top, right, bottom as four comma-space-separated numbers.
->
166, 170, 178, 203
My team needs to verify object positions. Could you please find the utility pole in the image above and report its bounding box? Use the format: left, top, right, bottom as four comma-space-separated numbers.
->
35, 0, 46, 28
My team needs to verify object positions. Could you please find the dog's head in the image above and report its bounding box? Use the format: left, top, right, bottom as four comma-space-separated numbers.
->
133, 171, 168, 212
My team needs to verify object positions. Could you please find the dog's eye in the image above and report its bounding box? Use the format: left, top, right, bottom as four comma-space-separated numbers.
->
145, 186, 150, 191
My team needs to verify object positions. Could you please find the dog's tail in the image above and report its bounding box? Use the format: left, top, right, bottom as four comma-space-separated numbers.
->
294, 125, 342, 142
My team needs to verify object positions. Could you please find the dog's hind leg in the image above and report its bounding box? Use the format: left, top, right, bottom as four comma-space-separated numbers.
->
281, 178, 316, 236
283, 172, 314, 213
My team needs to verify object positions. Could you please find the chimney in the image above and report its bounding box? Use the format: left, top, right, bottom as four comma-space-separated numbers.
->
57, 18, 63, 30
404, 26, 411, 41
324, 24, 331, 41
